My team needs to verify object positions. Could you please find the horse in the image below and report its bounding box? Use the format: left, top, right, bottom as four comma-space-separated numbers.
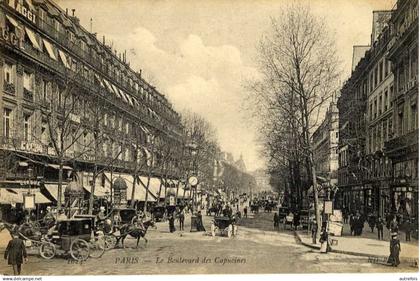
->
0, 222, 18, 234
116, 219, 156, 248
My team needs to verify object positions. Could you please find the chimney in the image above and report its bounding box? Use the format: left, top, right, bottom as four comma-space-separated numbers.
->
139, 69, 142, 78
72, 9, 75, 17
66, 8, 68, 15
103, 35, 105, 45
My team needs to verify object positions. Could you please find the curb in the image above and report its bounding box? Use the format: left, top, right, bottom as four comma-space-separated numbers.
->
293, 230, 418, 265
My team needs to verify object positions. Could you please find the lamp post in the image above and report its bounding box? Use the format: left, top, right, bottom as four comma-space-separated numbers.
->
186, 141, 198, 212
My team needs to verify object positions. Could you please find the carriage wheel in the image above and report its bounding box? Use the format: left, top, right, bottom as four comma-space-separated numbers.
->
211, 223, 216, 237
39, 242, 56, 259
227, 224, 233, 238
88, 236, 106, 258
104, 235, 117, 250
70, 239, 90, 261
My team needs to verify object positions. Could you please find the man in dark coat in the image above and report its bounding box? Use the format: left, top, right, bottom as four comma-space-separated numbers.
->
388, 233, 401, 267
4, 233, 27, 275
196, 211, 206, 232
376, 215, 384, 240
168, 214, 176, 233
349, 214, 355, 236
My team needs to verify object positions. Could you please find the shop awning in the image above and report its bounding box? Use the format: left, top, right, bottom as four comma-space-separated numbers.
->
25, 27, 42, 51
58, 50, 70, 68
83, 184, 110, 197
6, 15, 19, 27
47, 164, 73, 170
42, 39, 57, 61
44, 183, 66, 201
111, 84, 121, 98
126, 179, 157, 202
94, 73, 105, 88
143, 177, 164, 199
102, 79, 114, 94
0, 188, 50, 204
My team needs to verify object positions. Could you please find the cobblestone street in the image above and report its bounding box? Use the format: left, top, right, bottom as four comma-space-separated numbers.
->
0, 212, 417, 275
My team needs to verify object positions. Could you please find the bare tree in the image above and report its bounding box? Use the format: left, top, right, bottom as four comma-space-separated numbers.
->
246, 3, 341, 236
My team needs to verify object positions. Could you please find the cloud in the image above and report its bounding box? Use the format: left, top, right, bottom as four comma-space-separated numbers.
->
106, 27, 261, 170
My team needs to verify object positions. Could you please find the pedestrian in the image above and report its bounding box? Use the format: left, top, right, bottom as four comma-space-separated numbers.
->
349, 213, 355, 236
273, 213, 279, 229
319, 226, 330, 253
343, 211, 348, 224
387, 232, 401, 267
196, 211, 206, 232
178, 207, 185, 231
357, 214, 365, 236
293, 212, 300, 230
311, 219, 317, 244
376, 215, 384, 240
168, 214, 176, 233
390, 216, 399, 233
403, 218, 411, 242
4, 232, 27, 275
243, 206, 248, 218
368, 213, 376, 233
385, 212, 393, 230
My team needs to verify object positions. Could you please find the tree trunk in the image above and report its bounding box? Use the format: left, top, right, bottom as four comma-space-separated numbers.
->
58, 161, 63, 214
143, 176, 151, 212
130, 174, 137, 208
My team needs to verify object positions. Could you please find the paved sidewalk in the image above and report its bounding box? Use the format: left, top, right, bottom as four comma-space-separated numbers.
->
294, 223, 419, 265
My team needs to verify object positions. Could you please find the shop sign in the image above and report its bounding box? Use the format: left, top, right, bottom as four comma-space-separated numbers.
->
169, 196, 175, 206
324, 200, 333, 214
1, 27, 21, 47
23, 193, 35, 209
10, 1, 36, 24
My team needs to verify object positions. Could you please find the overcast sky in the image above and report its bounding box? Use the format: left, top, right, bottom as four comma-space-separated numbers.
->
56, 0, 394, 172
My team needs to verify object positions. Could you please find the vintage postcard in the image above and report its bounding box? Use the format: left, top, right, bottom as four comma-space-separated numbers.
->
0, 0, 418, 278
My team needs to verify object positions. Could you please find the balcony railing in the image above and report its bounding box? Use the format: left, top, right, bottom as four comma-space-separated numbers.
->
3, 82, 15, 95
23, 88, 34, 102
385, 129, 419, 153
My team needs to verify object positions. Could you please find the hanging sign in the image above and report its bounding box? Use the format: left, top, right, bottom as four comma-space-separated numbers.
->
23, 193, 35, 209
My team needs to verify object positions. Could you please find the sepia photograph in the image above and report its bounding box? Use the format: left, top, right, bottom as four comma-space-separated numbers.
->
0, 0, 418, 278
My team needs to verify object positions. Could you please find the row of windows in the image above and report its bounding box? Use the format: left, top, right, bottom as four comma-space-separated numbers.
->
2, 105, 180, 169
368, 59, 392, 93
3, 10, 179, 126
368, 84, 393, 121
367, 117, 393, 154
2, 60, 177, 134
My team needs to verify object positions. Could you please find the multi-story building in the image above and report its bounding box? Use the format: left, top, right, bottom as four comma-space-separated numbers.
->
363, 13, 394, 218
312, 96, 339, 191
337, 48, 368, 214
0, 0, 184, 217
338, 4, 418, 220
385, 0, 418, 219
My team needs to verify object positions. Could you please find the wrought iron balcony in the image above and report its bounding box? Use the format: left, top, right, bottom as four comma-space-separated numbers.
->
3, 82, 15, 95
385, 129, 418, 154
23, 88, 34, 102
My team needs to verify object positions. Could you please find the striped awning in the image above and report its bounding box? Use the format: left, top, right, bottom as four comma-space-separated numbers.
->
25, 27, 42, 51
42, 39, 57, 61
44, 183, 66, 201
0, 188, 50, 204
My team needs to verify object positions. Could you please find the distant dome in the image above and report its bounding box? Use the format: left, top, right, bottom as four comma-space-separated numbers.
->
64, 181, 84, 196
113, 177, 128, 190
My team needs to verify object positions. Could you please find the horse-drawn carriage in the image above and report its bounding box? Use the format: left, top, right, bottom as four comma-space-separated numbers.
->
151, 206, 166, 222
250, 204, 259, 214
38, 217, 105, 261
210, 216, 238, 238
